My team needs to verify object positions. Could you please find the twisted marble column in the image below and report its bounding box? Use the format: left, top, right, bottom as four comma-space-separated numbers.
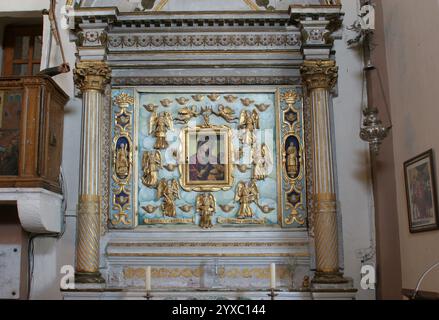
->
73, 61, 111, 283
301, 60, 346, 283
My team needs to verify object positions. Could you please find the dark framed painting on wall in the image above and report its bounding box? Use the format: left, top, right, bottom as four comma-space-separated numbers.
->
404, 149, 439, 233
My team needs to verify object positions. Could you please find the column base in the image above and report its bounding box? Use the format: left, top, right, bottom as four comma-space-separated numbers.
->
75, 272, 105, 284
312, 271, 349, 284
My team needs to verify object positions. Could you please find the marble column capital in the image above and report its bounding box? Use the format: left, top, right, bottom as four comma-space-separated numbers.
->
301, 60, 338, 91
73, 61, 111, 92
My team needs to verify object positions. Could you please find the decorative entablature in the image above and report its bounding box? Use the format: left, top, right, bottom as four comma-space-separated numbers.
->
71, 9, 303, 51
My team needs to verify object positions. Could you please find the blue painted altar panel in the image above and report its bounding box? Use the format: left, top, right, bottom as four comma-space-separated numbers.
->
138, 92, 279, 226
109, 88, 307, 229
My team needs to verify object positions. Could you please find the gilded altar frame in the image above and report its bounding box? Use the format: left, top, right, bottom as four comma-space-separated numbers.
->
108, 86, 307, 228
179, 125, 234, 192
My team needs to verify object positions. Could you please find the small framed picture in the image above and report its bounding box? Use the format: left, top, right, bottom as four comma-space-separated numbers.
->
404, 149, 439, 233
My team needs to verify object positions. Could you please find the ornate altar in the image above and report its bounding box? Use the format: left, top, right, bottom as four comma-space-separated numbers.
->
66, 0, 355, 300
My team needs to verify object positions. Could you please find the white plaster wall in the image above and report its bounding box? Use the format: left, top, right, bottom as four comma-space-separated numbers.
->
26, 1, 80, 300
381, 0, 439, 293
332, 0, 376, 300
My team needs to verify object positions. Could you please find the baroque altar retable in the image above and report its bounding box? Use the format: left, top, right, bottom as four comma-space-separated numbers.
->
64, 0, 356, 300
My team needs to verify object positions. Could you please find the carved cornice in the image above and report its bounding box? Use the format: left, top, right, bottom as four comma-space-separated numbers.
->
74, 61, 112, 92
112, 76, 299, 86
289, 4, 344, 58
300, 60, 338, 91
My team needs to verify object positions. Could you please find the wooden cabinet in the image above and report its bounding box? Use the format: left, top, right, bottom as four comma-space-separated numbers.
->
0, 76, 68, 193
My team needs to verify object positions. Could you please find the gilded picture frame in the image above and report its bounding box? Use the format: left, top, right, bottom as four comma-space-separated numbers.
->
179, 125, 234, 192
404, 149, 439, 233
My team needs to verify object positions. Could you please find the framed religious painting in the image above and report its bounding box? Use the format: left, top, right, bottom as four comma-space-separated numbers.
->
179, 125, 233, 192
404, 149, 439, 233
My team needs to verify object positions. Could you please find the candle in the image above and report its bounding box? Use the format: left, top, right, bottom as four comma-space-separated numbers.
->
145, 266, 151, 291
270, 263, 276, 289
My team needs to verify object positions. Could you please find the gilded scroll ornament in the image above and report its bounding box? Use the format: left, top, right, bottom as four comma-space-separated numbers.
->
112, 186, 132, 225
157, 179, 180, 217
196, 193, 216, 229
142, 150, 162, 187
235, 180, 259, 219
252, 143, 273, 181
149, 111, 174, 149
239, 109, 260, 145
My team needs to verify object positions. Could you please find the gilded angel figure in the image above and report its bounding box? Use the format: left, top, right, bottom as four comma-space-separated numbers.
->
141, 150, 162, 187
196, 193, 216, 229
157, 179, 180, 217
252, 143, 273, 181
235, 180, 259, 219
149, 111, 174, 149
239, 109, 260, 145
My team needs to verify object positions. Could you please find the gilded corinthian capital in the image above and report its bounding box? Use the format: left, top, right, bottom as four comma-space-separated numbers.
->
74, 61, 111, 92
301, 60, 338, 91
